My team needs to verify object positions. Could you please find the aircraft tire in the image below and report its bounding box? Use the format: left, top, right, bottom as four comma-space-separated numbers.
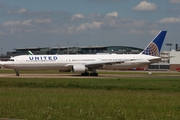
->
15, 70, 19, 76
81, 72, 89, 76
90, 73, 98, 76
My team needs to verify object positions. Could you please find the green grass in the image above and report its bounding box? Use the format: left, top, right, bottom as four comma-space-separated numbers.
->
0, 75, 180, 119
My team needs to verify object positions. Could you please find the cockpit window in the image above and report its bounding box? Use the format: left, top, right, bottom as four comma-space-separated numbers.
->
8, 59, 14, 61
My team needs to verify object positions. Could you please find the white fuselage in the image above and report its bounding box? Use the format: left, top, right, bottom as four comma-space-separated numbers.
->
103, 60, 150, 70
0, 54, 159, 71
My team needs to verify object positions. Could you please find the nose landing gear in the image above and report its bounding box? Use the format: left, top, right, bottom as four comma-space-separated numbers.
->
15, 70, 19, 76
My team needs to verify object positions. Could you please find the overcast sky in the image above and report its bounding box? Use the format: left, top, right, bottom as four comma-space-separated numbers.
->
0, 0, 180, 54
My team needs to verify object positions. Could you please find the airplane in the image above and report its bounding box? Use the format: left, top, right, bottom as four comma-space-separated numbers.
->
0, 31, 167, 76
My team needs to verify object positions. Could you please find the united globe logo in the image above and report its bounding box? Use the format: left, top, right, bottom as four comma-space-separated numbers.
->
142, 42, 159, 56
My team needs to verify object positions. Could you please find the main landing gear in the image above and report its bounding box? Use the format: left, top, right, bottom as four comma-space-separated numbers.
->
81, 72, 89, 76
81, 69, 98, 76
90, 72, 98, 76
81, 72, 98, 76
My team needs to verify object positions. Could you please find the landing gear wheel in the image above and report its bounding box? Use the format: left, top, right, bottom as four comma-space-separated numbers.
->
15, 70, 19, 76
90, 73, 98, 76
81, 72, 89, 76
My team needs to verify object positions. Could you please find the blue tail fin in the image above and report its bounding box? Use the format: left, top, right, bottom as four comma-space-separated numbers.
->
140, 31, 167, 56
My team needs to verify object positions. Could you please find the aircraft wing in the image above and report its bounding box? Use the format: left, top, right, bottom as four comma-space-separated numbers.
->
85, 60, 125, 68
65, 60, 125, 69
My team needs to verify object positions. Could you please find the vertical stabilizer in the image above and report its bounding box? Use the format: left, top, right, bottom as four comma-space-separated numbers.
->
140, 31, 167, 56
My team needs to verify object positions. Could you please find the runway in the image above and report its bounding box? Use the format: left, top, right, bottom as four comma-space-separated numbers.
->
0, 73, 120, 78
0, 71, 179, 78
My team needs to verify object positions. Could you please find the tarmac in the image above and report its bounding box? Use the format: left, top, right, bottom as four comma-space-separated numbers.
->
0, 73, 119, 78
0, 70, 179, 78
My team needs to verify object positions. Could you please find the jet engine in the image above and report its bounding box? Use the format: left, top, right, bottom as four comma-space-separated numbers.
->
72, 64, 86, 73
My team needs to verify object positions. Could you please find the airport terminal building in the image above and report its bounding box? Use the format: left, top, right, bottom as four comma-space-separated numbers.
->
6, 46, 143, 56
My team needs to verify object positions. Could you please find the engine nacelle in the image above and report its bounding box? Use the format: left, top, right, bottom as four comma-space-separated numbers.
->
72, 65, 86, 73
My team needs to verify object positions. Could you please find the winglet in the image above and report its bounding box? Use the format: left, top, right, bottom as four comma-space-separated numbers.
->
28, 50, 34, 55
140, 31, 167, 57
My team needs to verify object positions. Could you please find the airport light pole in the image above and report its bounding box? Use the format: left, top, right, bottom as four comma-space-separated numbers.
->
76, 43, 79, 54
0, 39, 2, 55
166, 43, 172, 51
57, 44, 60, 54
0, 48, 2, 55
67, 42, 69, 54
